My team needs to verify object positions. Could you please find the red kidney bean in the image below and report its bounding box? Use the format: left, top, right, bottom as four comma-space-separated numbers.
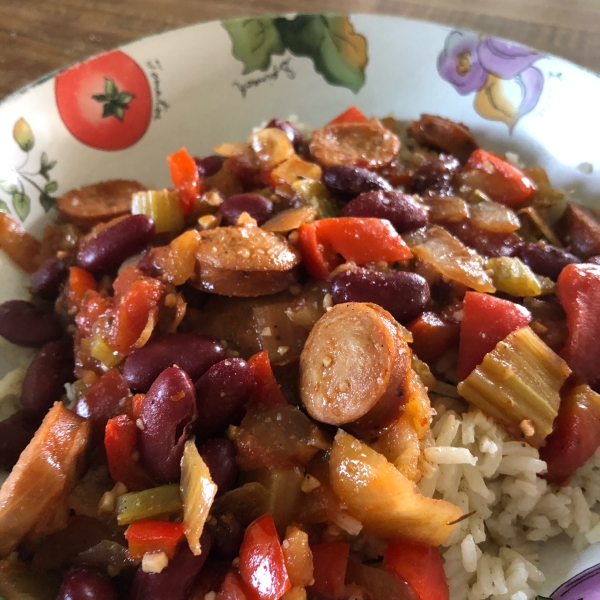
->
195, 155, 226, 178
56, 566, 118, 600
443, 219, 522, 258
321, 165, 392, 199
76, 215, 155, 274
21, 340, 73, 418
194, 358, 254, 440
136, 250, 160, 278
217, 193, 273, 226
514, 242, 580, 280
0, 410, 39, 469
30, 256, 69, 299
225, 155, 263, 191
197, 438, 238, 497
331, 268, 430, 324
411, 154, 460, 195
0, 300, 62, 347
266, 118, 303, 151
123, 333, 225, 392
340, 190, 428, 233
130, 534, 211, 600
139, 367, 197, 483
208, 513, 245, 559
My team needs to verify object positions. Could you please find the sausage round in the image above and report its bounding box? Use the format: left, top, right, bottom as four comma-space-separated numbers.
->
57, 180, 146, 226
192, 225, 301, 297
299, 302, 410, 429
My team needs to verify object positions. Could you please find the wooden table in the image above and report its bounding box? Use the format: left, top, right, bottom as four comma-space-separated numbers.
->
3, 0, 600, 100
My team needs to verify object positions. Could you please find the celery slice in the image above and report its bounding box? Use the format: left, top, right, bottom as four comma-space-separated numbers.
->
486, 256, 554, 297
132, 189, 185, 234
291, 179, 340, 218
458, 326, 571, 447
116, 484, 182, 525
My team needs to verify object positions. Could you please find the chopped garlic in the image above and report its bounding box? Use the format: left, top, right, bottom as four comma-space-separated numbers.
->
142, 551, 169, 574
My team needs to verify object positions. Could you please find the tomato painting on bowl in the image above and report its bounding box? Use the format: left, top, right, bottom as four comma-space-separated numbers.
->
54, 49, 152, 151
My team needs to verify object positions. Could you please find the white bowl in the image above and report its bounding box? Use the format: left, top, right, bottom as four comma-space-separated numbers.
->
1, 13, 600, 597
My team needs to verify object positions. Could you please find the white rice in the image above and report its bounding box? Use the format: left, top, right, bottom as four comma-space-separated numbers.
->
420, 399, 600, 600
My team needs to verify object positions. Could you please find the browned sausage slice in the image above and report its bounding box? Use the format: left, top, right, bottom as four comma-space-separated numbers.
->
300, 302, 410, 429
57, 179, 146, 226
409, 115, 478, 163
310, 121, 400, 169
0, 402, 90, 557
192, 225, 301, 297
556, 203, 600, 259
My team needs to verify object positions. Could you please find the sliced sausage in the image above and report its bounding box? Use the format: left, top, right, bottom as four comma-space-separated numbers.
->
192, 226, 301, 297
310, 121, 400, 169
556, 203, 600, 259
299, 302, 410, 430
0, 402, 90, 557
57, 180, 146, 227
409, 115, 478, 163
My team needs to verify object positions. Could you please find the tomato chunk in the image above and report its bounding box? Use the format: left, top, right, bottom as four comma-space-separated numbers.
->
216, 571, 249, 600
408, 311, 460, 364
557, 263, 600, 391
168, 147, 201, 215
239, 514, 291, 600
383, 539, 448, 600
327, 106, 369, 126
456, 291, 531, 380
540, 384, 600, 484
461, 149, 536, 206
248, 351, 287, 409
104, 414, 153, 492
297, 218, 412, 280
308, 542, 350, 600
126, 520, 185, 560
67, 266, 98, 312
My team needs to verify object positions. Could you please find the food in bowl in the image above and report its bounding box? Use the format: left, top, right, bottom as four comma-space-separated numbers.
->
0, 107, 599, 600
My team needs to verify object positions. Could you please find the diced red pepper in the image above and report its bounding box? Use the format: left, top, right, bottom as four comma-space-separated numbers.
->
75, 368, 133, 445
540, 385, 600, 484
67, 266, 98, 312
168, 147, 201, 215
110, 277, 165, 354
104, 414, 153, 492
308, 542, 350, 600
125, 519, 185, 560
557, 263, 600, 391
248, 351, 287, 409
461, 149, 536, 206
327, 106, 369, 126
216, 571, 249, 600
456, 291, 531, 380
407, 312, 460, 364
297, 218, 412, 280
383, 539, 448, 600
239, 514, 291, 600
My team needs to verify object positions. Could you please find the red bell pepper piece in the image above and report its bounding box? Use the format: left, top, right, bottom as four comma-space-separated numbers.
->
104, 414, 153, 492
67, 266, 98, 312
308, 542, 350, 600
557, 263, 600, 390
109, 276, 165, 354
327, 106, 369, 126
297, 218, 412, 280
168, 147, 201, 215
239, 514, 291, 600
125, 519, 185, 560
456, 291, 531, 380
540, 385, 600, 484
216, 571, 249, 600
383, 539, 448, 600
247, 351, 287, 409
407, 311, 460, 364
75, 368, 133, 445
461, 149, 536, 206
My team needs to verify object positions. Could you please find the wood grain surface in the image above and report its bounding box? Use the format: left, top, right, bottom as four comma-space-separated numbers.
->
2, 0, 600, 100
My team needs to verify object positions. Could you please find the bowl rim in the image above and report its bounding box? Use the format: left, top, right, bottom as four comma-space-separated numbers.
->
2, 11, 599, 110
